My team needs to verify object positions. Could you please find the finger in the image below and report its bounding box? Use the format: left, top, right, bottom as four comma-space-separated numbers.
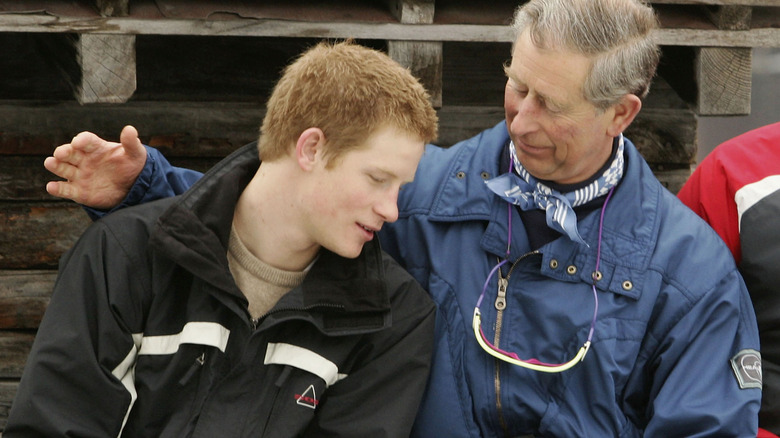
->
120, 125, 145, 159
51, 144, 74, 161
53, 146, 86, 167
70, 131, 106, 154
46, 181, 81, 203
44, 156, 80, 181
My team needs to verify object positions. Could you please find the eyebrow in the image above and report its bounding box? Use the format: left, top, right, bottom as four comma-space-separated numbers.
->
370, 166, 414, 184
503, 63, 568, 112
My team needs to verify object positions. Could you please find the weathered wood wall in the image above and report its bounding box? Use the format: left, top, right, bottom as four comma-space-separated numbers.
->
1, 0, 778, 431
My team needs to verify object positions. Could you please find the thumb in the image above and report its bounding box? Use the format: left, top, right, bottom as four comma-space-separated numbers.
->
119, 125, 145, 159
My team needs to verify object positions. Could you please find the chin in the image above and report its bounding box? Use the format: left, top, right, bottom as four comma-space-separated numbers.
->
332, 244, 364, 260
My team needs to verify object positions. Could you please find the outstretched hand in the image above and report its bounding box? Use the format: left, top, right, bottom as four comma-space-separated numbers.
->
44, 125, 147, 209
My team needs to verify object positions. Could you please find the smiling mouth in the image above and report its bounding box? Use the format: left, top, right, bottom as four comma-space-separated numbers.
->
515, 140, 550, 155
359, 223, 379, 233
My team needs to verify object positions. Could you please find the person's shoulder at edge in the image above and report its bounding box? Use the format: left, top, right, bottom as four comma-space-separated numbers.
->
86, 196, 179, 248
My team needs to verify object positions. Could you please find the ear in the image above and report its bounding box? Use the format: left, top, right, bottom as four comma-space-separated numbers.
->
295, 127, 325, 171
606, 94, 642, 138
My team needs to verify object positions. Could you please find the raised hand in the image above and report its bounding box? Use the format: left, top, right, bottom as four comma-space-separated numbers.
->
44, 125, 147, 209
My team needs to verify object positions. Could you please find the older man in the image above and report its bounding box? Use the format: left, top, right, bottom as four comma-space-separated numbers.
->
41, 0, 761, 435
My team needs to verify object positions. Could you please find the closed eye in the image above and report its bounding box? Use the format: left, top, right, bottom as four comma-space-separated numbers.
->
369, 174, 387, 184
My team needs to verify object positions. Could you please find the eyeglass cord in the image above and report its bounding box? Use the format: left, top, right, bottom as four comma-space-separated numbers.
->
472, 172, 616, 373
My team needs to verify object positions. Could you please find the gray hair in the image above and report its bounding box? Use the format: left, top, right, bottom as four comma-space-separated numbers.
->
511, 0, 660, 110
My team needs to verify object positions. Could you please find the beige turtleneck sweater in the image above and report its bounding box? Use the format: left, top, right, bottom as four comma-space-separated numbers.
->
227, 227, 308, 319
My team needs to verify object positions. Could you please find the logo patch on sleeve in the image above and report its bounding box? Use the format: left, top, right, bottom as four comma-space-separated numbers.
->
730, 349, 762, 389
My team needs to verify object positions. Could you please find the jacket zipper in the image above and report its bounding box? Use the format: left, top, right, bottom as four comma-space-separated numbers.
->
179, 352, 206, 386
493, 250, 539, 437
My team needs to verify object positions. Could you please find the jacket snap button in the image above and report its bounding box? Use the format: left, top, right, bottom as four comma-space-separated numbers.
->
592, 270, 603, 281
622, 280, 634, 291
550, 259, 559, 269
566, 265, 577, 275
481, 171, 491, 179
456, 171, 466, 179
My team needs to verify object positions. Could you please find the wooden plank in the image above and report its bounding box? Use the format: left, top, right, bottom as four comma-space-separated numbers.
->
704, 5, 753, 30
625, 107, 697, 164
0, 156, 52, 201
659, 44, 753, 116
0, 270, 55, 330
0, 380, 18, 431
0, 203, 89, 269
657, 27, 780, 47
651, 0, 776, 4
0, 14, 778, 47
436, 106, 506, 147
0, 94, 695, 154
0, 100, 265, 157
387, 0, 435, 23
24, 32, 137, 104
686, 6, 754, 115
0, 155, 218, 202
0, 106, 694, 193
0, 332, 37, 377
95, 0, 129, 17
387, 0, 442, 108
389, 41, 443, 108
76, 34, 137, 104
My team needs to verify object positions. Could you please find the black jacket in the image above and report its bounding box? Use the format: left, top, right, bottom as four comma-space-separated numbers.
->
6, 144, 436, 437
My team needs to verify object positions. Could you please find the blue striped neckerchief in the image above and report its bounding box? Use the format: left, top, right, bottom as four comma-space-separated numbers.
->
484, 135, 625, 246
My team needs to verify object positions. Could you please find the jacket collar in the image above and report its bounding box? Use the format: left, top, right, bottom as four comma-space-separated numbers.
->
429, 121, 662, 300
150, 143, 392, 333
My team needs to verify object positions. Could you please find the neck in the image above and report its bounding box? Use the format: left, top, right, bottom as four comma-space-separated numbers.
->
233, 161, 320, 271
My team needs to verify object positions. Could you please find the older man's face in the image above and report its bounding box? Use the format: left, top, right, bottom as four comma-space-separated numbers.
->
504, 30, 618, 185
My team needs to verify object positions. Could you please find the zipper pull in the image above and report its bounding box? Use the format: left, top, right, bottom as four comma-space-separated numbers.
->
495, 277, 508, 310
179, 352, 206, 386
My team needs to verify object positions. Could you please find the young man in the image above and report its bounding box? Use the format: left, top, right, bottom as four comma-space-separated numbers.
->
6, 41, 439, 437
39, 0, 763, 435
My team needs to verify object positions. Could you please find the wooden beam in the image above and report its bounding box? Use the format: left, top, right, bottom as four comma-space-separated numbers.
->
95, 0, 129, 17
0, 380, 18, 430
76, 34, 137, 104
0, 89, 695, 153
0, 100, 266, 157
0, 333, 37, 377
388, 41, 443, 108
704, 5, 753, 30
0, 203, 89, 269
660, 4, 755, 116
0, 157, 52, 201
387, 0, 442, 108
386, 0, 435, 23
695, 46, 752, 115
653, 0, 777, 3
696, 5, 753, 115
0, 156, 219, 202
0, 15, 778, 48
0, 270, 55, 330
625, 107, 697, 165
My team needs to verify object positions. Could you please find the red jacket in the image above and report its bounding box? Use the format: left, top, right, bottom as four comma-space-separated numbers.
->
678, 122, 780, 436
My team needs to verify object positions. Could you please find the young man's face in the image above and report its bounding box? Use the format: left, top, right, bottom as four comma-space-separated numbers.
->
504, 30, 617, 184
305, 125, 424, 259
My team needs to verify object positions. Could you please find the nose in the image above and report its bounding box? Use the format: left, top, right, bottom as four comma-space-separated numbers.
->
375, 188, 400, 223
506, 94, 540, 138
